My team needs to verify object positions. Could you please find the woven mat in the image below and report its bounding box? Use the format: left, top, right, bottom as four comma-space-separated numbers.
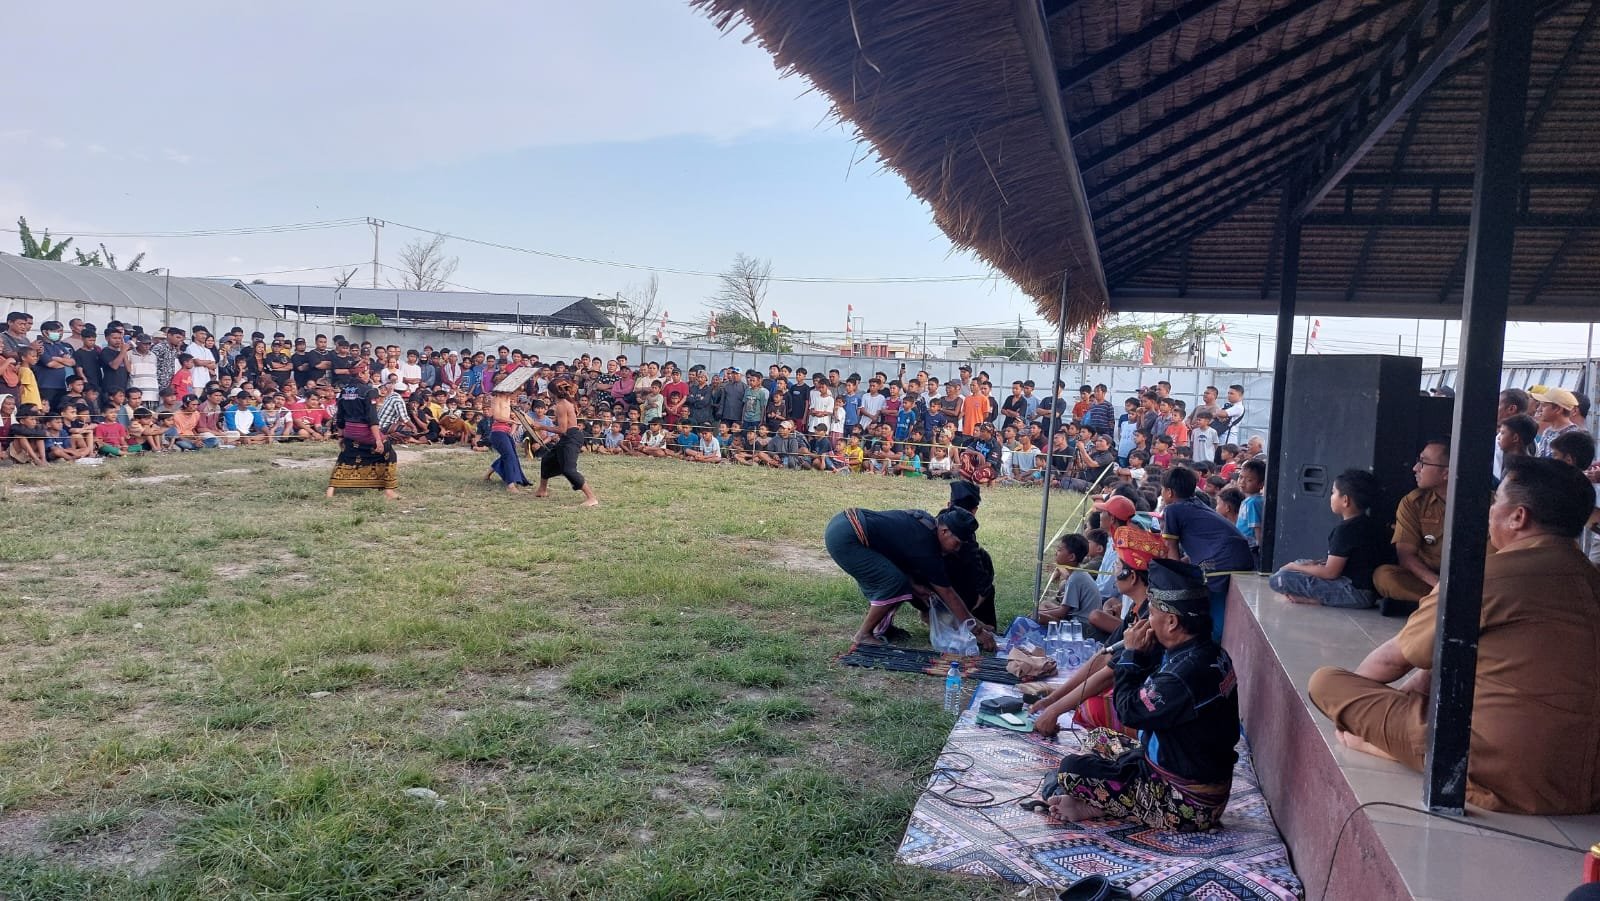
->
836, 643, 1020, 684
898, 682, 1303, 900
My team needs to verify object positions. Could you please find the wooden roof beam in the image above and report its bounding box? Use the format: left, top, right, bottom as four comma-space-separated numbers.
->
1069, 0, 1350, 136
1293, 0, 1491, 220
1107, 178, 1290, 286
1345, 100, 1433, 303
1043, 0, 1081, 20
1303, 211, 1600, 228
1056, 0, 1235, 93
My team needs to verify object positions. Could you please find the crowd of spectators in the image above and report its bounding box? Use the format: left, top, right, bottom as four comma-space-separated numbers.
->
2, 312, 1260, 484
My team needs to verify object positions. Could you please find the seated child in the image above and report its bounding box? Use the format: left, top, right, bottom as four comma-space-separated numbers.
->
1268, 469, 1389, 608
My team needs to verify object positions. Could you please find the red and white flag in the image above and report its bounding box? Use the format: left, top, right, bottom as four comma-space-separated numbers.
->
1309, 318, 1322, 354
707, 313, 717, 338
1217, 322, 1232, 358
656, 311, 669, 343
1141, 333, 1154, 365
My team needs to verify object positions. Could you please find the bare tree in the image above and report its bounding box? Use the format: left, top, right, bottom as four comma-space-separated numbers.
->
333, 267, 359, 289
600, 273, 660, 342
710, 253, 772, 324
392, 235, 459, 291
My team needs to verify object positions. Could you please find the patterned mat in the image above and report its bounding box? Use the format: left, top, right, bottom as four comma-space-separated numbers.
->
836, 642, 1021, 684
898, 682, 1303, 900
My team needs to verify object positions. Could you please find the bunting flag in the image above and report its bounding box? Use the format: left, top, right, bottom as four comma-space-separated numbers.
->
1083, 321, 1099, 361
1309, 318, 1322, 354
1217, 322, 1232, 358
656, 311, 669, 343
845, 304, 854, 335
708, 313, 717, 338
1141, 333, 1154, 365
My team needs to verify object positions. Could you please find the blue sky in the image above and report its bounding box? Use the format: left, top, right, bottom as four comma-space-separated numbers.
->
3, 0, 1590, 366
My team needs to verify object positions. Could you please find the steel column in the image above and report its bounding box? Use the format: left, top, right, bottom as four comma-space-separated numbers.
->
1424, 0, 1535, 816
1034, 274, 1072, 610
1259, 184, 1301, 569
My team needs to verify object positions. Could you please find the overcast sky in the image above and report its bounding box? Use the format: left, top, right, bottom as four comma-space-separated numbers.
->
4, 0, 1591, 368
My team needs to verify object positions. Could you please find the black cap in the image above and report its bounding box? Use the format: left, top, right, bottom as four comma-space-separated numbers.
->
1147, 559, 1210, 617
936, 508, 979, 544
949, 480, 981, 512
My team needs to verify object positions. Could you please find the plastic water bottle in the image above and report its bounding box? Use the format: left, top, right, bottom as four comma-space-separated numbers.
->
1066, 620, 1082, 642
943, 663, 964, 714
1045, 621, 1061, 656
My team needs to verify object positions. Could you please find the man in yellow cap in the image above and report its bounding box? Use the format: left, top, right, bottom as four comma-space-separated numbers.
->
1530, 385, 1582, 458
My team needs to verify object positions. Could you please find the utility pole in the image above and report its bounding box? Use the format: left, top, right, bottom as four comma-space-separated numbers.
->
1440, 320, 1448, 367
1302, 315, 1310, 353
367, 218, 386, 289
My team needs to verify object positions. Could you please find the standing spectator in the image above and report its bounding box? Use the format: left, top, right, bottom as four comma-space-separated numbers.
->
73, 326, 103, 394
741, 370, 769, 434
1496, 413, 1537, 473
98, 327, 133, 400
1191, 410, 1219, 465
712, 369, 745, 428
1087, 384, 1115, 436
1493, 388, 1532, 478
65, 318, 87, 349
1000, 381, 1027, 433
806, 377, 835, 435
152, 327, 186, 395
858, 378, 886, 431
1214, 384, 1247, 440
3, 311, 35, 356
33, 320, 76, 411
961, 380, 996, 437
1530, 386, 1582, 457
128, 332, 159, 397
686, 366, 714, 426
186, 326, 219, 383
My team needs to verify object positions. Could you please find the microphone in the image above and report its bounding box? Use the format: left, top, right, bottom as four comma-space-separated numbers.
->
1099, 639, 1124, 656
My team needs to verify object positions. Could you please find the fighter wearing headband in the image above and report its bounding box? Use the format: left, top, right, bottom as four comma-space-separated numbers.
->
529, 377, 599, 507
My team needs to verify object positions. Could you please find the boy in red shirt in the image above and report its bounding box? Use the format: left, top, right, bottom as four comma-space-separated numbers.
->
94, 407, 132, 456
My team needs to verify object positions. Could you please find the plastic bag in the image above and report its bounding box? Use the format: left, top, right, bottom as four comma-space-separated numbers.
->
927, 597, 980, 656
1002, 616, 1047, 653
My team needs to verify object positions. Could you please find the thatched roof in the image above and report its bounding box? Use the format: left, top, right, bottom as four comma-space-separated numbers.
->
695, 0, 1600, 323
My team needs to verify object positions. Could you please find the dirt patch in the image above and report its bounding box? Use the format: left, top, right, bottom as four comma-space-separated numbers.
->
741, 541, 839, 577
0, 806, 188, 875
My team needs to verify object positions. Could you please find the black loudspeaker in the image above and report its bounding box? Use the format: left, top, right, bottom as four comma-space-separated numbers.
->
1270, 355, 1425, 570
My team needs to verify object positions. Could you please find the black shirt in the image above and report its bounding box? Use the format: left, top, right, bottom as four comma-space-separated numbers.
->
1112, 637, 1240, 785
853, 508, 952, 588
786, 384, 811, 424
98, 346, 130, 395
73, 347, 103, 391
333, 383, 379, 428
1328, 513, 1391, 592
686, 383, 714, 425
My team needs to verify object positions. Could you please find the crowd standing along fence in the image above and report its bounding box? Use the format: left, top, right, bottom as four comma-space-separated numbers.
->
5, 292, 1593, 441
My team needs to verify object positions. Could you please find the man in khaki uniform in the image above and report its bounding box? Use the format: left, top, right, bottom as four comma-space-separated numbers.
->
1373, 439, 1449, 617
1308, 457, 1600, 815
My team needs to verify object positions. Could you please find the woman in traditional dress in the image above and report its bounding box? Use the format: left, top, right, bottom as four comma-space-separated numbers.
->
326, 361, 399, 499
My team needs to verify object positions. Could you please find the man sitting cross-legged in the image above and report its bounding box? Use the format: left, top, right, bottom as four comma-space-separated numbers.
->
1373, 439, 1449, 617
1025, 558, 1240, 832
1308, 456, 1600, 815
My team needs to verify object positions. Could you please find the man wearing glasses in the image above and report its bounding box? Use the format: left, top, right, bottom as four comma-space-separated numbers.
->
1373, 439, 1450, 618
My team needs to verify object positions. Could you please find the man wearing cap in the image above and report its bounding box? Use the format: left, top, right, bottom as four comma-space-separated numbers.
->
824, 506, 997, 652
1031, 557, 1240, 832
1309, 457, 1600, 815
127, 331, 159, 397
1531, 385, 1582, 458
1029, 525, 1168, 738
1372, 439, 1450, 618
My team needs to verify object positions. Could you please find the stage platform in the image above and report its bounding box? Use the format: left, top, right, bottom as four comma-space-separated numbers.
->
1226, 576, 1599, 901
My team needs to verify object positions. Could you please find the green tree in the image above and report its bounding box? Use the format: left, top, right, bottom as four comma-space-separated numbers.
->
703, 312, 792, 354
348, 313, 382, 325
73, 242, 156, 273
1086, 314, 1217, 365
16, 216, 75, 261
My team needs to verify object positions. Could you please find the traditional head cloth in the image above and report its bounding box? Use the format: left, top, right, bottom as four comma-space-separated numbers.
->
1113, 526, 1166, 571
1147, 558, 1210, 616
936, 508, 979, 544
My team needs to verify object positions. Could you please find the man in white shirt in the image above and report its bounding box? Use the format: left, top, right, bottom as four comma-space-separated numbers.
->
127, 332, 160, 396
398, 350, 424, 397
186, 326, 218, 381
1215, 384, 1247, 441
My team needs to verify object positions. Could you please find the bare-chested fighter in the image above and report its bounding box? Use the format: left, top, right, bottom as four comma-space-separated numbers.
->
530, 378, 599, 506
483, 391, 531, 492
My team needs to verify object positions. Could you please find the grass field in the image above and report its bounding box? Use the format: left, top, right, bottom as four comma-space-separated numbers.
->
0, 445, 1081, 899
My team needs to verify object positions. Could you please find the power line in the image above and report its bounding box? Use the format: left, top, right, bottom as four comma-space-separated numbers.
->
380, 219, 999, 284
201, 261, 369, 279
0, 218, 365, 239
